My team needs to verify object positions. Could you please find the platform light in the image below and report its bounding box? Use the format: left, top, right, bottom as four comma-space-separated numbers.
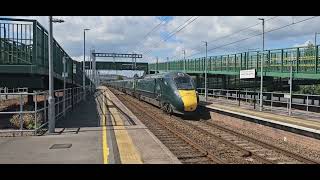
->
52, 18, 65, 23
48, 16, 65, 134
0, 26, 6, 38
258, 18, 265, 112
183, 49, 186, 72
315, 32, 320, 46
83, 28, 90, 100
202, 41, 208, 102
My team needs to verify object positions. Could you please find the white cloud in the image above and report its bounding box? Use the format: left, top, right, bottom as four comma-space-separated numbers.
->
293, 40, 313, 47
3, 16, 320, 63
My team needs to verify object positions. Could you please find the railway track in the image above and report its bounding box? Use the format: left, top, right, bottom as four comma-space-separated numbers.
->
111, 88, 261, 164
113, 91, 224, 164
180, 119, 319, 164
110, 87, 319, 164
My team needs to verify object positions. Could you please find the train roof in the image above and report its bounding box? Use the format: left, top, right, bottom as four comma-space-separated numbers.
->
109, 72, 190, 83
143, 72, 188, 79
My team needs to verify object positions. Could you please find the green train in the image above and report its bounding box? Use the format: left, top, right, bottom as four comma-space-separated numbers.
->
107, 72, 199, 115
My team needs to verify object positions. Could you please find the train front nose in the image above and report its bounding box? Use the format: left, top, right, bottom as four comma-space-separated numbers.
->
178, 90, 198, 112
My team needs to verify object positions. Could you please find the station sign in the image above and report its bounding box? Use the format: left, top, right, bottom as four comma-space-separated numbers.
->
284, 94, 291, 99
62, 72, 68, 78
240, 69, 256, 79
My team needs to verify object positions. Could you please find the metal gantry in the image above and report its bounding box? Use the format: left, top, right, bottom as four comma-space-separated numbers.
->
93, 53, 142, 58
90, 52, 143, 81
86, 61, 148, 71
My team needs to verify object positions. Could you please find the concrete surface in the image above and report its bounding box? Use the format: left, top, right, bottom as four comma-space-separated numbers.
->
102, 87, 181, 164
0, 95, 103, 163
0, 87, 181, 164
201, 100, 320, 139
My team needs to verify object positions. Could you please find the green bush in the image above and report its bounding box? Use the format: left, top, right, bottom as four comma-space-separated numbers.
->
297, 85, 320, 95
9, 105, 44, 130
117, 75, 123, 80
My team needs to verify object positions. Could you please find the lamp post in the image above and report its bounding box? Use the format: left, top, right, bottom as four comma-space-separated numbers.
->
289, 52, 294, 116
167, 57, 169, 71
315, 32, 320, 46
156, 57, 158, 74
83, 28, 90, 100
98, 71, 100, 85
0, 25, 6, 39
91, 49, 97, 87
48, 16, 64, 134
258, 18, 265, 112
203, 41, 208, 102
63, 56, 67, 117
133, 52, 137, 77
89, 55, 92, 92
183, 49, 186, 72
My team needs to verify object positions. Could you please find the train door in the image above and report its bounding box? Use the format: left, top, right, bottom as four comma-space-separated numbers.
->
155, 78, 162, 101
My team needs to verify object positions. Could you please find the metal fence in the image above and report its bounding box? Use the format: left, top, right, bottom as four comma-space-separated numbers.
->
0, 86, 90, 135
0, 87, 28, 101
197, 88, 320, 117
0, 18, 89, 87
149, 45, 320, 79
0, 87, 28, 93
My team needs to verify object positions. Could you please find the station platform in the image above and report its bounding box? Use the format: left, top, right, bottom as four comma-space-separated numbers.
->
199, 96, 320, 139
0, 87, 180, 164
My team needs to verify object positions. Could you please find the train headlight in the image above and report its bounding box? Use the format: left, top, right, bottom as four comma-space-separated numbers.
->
174, 90, 181, 97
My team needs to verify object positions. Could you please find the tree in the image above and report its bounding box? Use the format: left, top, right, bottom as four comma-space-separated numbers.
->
117, 75, 123, 80
305, 41, 315, 57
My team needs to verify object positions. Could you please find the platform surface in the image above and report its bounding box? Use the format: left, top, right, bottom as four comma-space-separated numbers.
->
200, 96, 320, 136
0, 87, 180, 164
0, 95, 103, 164
101, 86, 180, 164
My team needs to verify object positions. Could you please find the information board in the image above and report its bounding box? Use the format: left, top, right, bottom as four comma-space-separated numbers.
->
240, 69, 256, 79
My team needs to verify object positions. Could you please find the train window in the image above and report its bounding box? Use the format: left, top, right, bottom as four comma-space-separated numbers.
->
174, 75, 194, 90
156, 83, 161, 93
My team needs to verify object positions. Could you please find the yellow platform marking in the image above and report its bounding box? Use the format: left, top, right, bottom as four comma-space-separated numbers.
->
209, 103, 320, 130
106, 92, 143, 164
102, 91, 109, 164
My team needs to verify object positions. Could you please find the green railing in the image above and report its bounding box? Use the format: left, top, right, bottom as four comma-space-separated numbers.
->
149, 45, 320, 79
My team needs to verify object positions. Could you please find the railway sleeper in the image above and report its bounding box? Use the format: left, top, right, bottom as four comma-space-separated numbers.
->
154, 135, 177, 139
161, 141, 187, 145
170, 148, 202, 154
177, 153, 208, 160
265, 157, 279, 161
182, 157, 214, 163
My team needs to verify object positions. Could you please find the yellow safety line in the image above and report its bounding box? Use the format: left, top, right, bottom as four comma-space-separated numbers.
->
102, 91, 109, 164
106, 91, 143, 164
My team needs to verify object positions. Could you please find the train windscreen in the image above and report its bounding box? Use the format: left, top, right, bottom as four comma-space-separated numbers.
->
174, 74, 194, 90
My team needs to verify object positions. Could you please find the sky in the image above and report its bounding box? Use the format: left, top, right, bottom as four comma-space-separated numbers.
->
2, 16, 320, 77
